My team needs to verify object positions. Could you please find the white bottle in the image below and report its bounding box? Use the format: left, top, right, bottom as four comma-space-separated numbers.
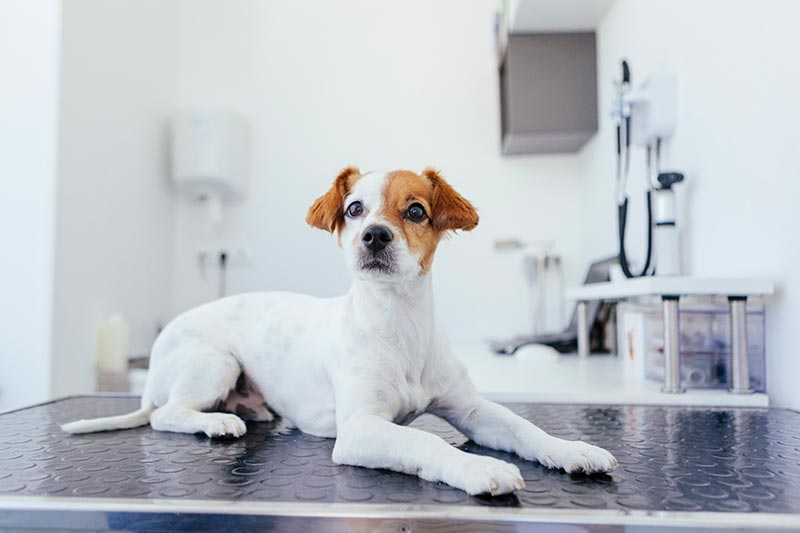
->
96, 313, 130, 373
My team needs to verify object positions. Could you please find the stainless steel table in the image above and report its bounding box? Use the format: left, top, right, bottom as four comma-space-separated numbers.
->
1, 396, 799, 531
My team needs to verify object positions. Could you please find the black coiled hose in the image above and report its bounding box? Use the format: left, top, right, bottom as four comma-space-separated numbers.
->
618, 191, 654, 278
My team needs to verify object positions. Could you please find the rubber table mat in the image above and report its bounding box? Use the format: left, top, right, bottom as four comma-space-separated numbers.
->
2, 396, 800, 530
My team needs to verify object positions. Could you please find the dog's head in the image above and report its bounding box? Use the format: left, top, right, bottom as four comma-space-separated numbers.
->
306, 167, 478, 282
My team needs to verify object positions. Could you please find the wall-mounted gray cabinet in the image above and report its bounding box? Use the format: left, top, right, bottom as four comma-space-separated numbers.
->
500, 32, 597, 155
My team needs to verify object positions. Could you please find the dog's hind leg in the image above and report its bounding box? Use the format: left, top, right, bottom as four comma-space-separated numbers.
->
149, 347, 247, 438
223, 373, 274, 422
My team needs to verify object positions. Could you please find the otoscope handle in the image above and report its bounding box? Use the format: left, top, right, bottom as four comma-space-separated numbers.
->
657, 171, 684, 189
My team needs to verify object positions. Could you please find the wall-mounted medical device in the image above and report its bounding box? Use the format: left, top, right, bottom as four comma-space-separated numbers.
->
612, 61, 684, 277
171, 111, 250, 230
622, 72, 677, 147
653, 171, 683, 276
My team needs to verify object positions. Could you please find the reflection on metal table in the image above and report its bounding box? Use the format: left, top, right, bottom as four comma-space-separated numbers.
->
1, 396, 799, 531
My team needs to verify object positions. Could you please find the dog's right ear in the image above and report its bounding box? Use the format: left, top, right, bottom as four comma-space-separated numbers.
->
423, 168, 479, 232
306, 167, 360, 233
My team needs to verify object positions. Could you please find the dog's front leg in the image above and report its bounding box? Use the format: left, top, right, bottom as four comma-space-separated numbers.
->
431, 382, 618, 474
332, 412, 525, 495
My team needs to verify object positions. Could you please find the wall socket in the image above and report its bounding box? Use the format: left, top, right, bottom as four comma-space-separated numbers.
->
196, 248, 251, 278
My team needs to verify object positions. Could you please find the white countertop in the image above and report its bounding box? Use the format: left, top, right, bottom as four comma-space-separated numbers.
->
565, 276, 775, 301
455, 342, 769, 408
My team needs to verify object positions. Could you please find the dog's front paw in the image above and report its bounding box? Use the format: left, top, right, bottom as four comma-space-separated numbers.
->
453, 455, 526, 496
538, 440, 618, 474
203, 413, 247, 438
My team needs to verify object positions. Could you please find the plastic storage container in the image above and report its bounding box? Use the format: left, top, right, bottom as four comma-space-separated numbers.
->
617, 299, 766, 391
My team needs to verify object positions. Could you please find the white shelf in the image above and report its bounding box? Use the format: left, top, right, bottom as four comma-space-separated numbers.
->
456, 342, 768, 408
505, 0, 614, 34
566, 276, 775, 301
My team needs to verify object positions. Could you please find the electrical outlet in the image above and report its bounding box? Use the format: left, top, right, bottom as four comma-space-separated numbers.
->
196, 247, 252, 268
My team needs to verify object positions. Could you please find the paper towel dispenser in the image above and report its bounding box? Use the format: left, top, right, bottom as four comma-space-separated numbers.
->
171, 111, 249, 229
499, 32, 597, 155
171, 111, 248, 201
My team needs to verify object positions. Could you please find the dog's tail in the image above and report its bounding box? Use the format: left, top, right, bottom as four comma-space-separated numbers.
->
61, 400, 155, 434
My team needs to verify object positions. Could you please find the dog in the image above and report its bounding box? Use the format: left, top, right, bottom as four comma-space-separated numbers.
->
62, 167, 617, 495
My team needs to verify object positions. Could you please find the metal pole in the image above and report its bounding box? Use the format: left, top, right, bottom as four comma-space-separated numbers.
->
661, 296, 685, 393
577, 301, 589, 358
729, 296, 753, 394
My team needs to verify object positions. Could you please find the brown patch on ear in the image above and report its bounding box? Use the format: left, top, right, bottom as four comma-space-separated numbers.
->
306, 166, 361, 233
423, 168, 479, 232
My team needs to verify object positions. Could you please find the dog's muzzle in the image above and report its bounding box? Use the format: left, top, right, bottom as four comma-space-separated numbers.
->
359, 225, 395, 273
359, 249, 394, 273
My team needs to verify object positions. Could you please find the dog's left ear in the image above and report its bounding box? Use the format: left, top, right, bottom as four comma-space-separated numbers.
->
306, 166, 360, 233
423, 168, 479, 232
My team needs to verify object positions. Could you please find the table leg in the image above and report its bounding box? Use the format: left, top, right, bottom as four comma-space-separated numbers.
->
577, 301, 589, 358
661, 295, 685, 393
729, 296, 754, 394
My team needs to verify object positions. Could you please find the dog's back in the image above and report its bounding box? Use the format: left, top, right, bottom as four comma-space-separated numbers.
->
63, 291, 344, 436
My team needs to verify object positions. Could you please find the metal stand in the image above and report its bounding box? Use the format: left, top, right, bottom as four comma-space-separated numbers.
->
577, 301, 589, 358
661, 295, 685, 393
729, 296, 754, 394
566, 277, 772, 396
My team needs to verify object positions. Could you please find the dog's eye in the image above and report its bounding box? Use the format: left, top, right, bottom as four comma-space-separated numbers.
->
405, 203, 427, 223
345, 201, 363, 218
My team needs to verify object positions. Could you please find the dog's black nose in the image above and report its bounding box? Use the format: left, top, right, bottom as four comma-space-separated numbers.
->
362, 225, 393, 252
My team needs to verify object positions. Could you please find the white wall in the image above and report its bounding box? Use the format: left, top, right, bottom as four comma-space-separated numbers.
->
52, 0, 179, 397
7, 0, 795, 409
0, 0, 61, 411
580, 0, 800, 409
171, 0, 586, 342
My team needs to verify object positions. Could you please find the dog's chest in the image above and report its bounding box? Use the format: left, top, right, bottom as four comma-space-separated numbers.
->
368, 344, 437, 425
343, 312, 441, 423
389, 369, 432, 423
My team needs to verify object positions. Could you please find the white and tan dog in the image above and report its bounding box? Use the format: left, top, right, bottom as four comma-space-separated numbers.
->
62, 167, 617, 495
